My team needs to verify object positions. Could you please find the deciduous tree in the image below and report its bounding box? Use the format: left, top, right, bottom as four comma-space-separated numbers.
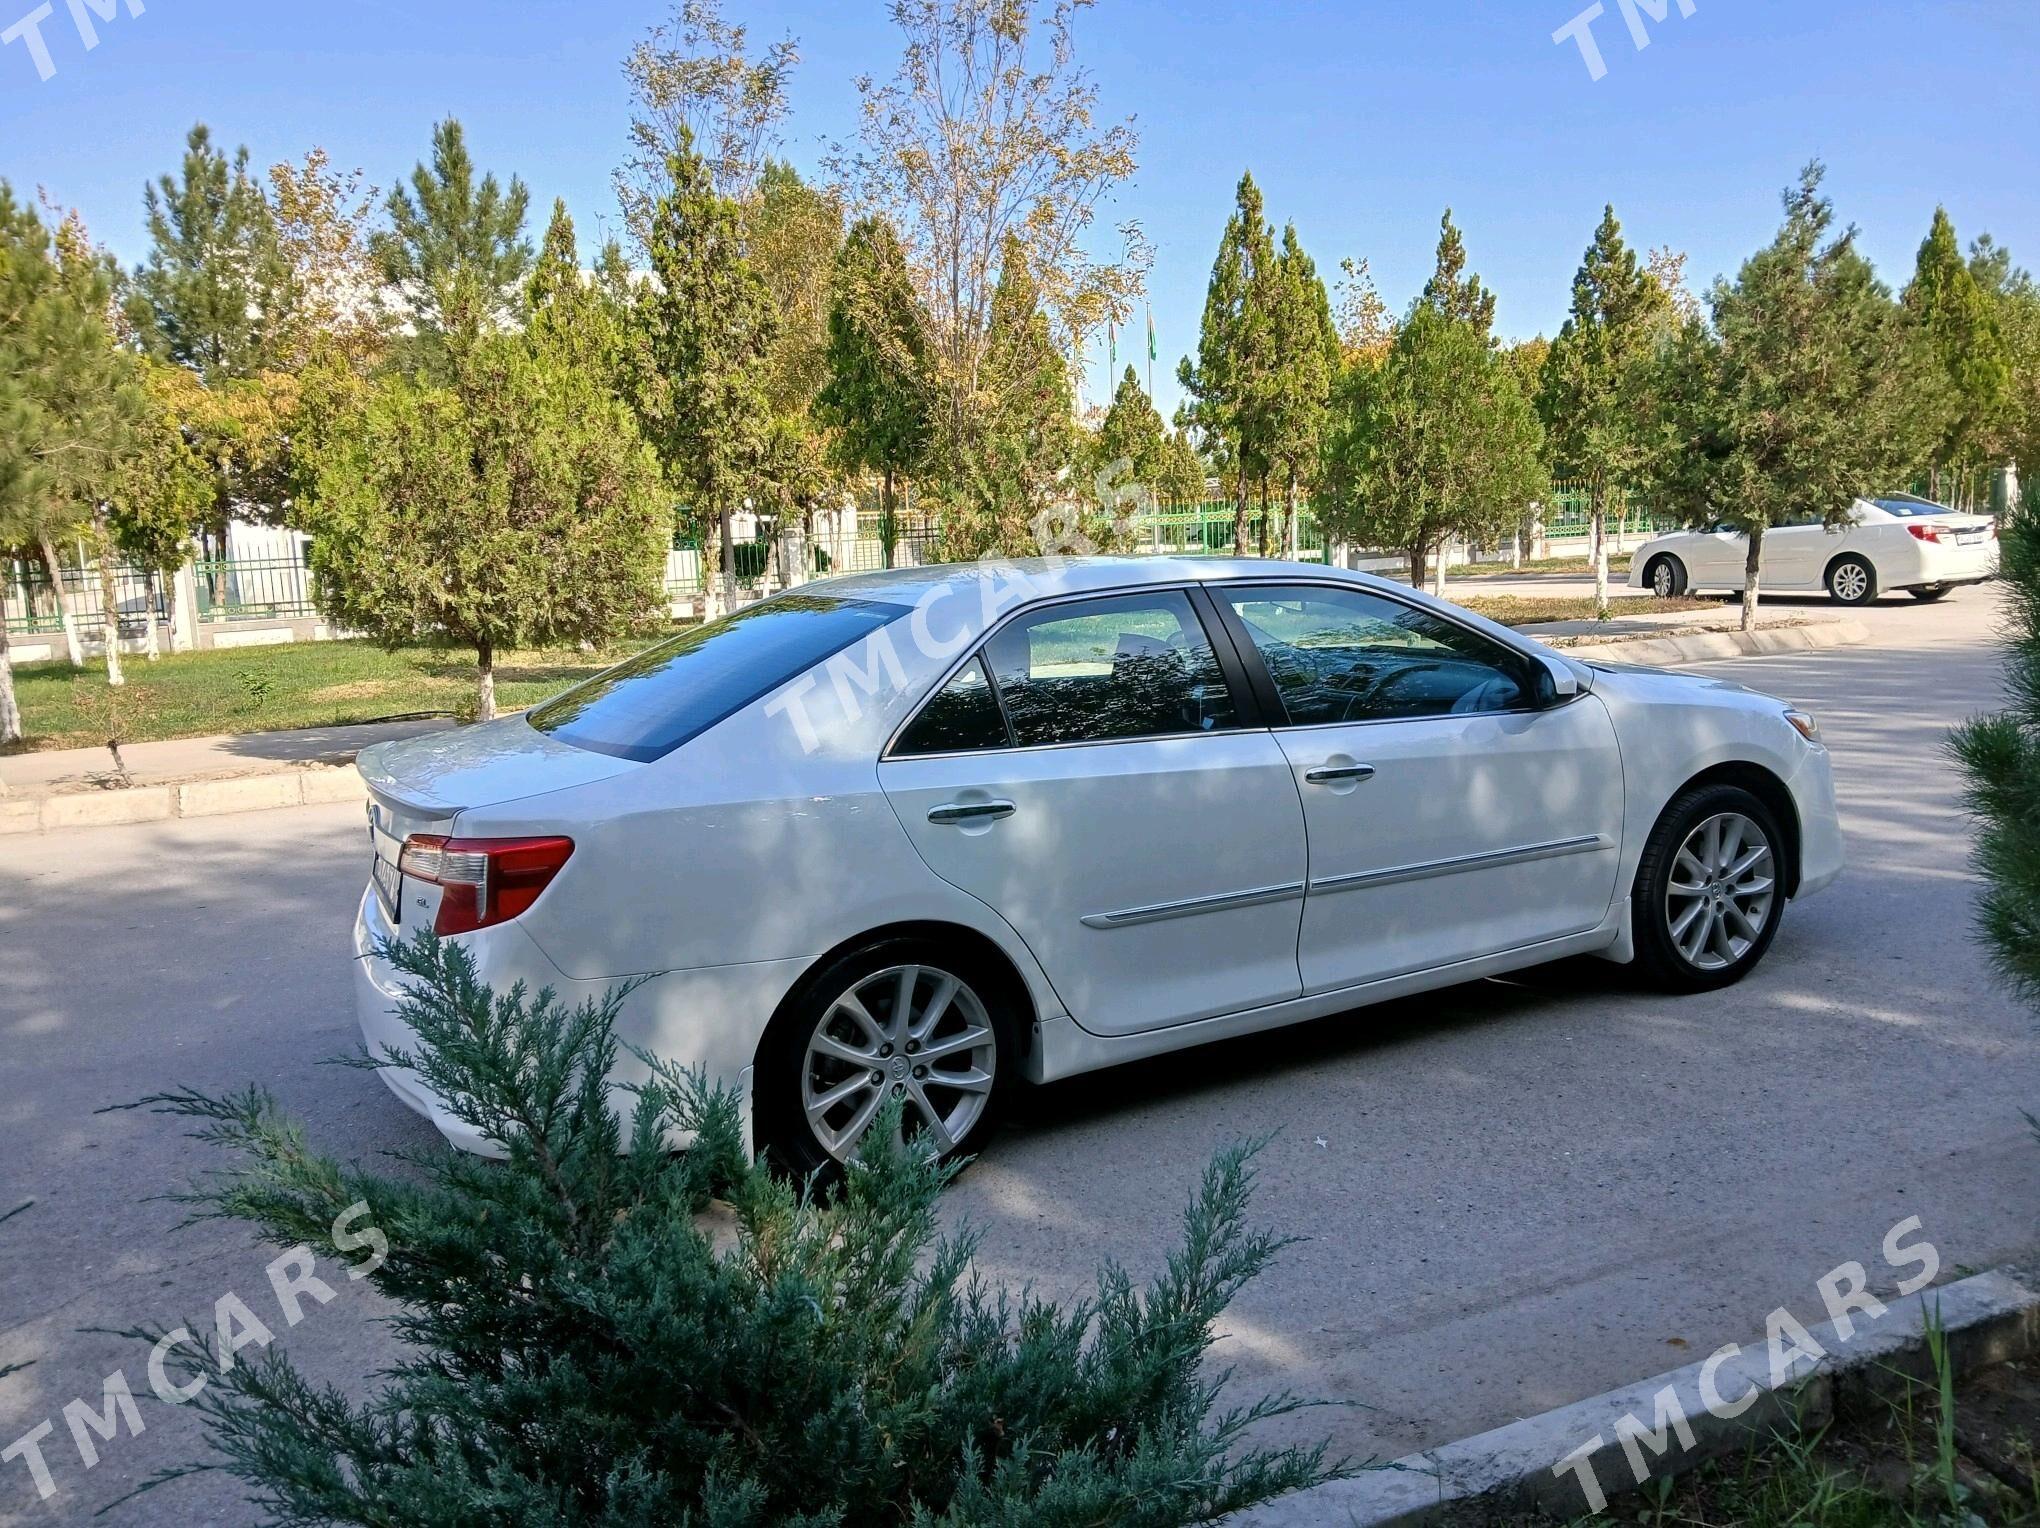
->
828, 0, 1146, 502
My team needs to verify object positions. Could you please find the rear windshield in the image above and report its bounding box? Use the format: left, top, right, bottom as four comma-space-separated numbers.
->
529, 594, 908, 762
1872, 496, 1955, 517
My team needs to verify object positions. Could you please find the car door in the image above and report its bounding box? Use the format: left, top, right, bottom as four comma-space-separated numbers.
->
1684, 524, 1749, 586
1762, 513, 1833, 589
1211, 583, 1624, 995
877, 587, 1308, 1037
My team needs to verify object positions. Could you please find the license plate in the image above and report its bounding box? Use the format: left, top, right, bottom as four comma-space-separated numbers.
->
1956, 530, 1984, 546
371, 853, 402, 923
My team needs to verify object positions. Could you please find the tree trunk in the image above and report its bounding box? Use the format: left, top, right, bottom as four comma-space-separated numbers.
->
476, 639, 496, 723
719, 508, 737, 612
1256, 478, 1270, 558
91, 514, 124, 688
1408, 543, 1428, 588
38, 537, 83, 669
142, 570, 161, 661
1232, 466, 1249, 556
1432, 536, 1447, 597
1740, 525, 1763, 632
1283, 471, 1300, 560
1592, 503, 1610, 616
0, 617, 21, 746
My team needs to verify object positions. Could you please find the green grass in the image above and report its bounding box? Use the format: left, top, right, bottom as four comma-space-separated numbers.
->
1457, 594, 1716, 626
1460, 553, 1638, 578
3, 634, 673, 753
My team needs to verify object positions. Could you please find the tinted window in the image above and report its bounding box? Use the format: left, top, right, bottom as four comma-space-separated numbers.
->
1224, 585, 1530, 724
1873, 497, 1954, 518
530, 594, 907, 762
982, 591, 1240, 747
893, 655, 1010, 755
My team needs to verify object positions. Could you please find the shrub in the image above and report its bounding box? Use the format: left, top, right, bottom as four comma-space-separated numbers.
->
134, 932, 1339, 1525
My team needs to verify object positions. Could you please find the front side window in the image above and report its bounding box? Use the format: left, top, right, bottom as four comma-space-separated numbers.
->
531, 593, 908, 762
1223, 585, 1531, 725
975, 590, 1241, 748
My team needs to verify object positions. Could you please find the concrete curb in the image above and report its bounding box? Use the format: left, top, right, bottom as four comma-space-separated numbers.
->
1550, 617, 1871, 667
1221, 1269, 2040, 1527
0, 763, 365, 835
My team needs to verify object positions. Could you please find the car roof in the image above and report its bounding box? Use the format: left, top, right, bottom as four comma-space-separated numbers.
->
808, 554, 1395, 611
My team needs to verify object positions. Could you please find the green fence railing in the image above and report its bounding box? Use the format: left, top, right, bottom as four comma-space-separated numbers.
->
193, 557, 318, 622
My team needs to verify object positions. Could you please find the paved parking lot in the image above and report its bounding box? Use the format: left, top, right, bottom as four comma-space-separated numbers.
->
3, 584, 2036, 1523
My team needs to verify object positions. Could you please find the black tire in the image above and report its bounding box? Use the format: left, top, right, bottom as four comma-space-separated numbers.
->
1825, 554, 1877, 606
1631, 784, 1790, 993
1909, 584, 1952, 602
758, 936, 1019, 1183
1645, 554, 1688, 598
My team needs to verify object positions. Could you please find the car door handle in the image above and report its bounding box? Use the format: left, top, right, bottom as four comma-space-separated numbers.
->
1304, 764, 1376, 785
928, 800, 1017, 825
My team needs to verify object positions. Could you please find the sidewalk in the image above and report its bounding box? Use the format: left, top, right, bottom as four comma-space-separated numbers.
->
0, 716, 452, 833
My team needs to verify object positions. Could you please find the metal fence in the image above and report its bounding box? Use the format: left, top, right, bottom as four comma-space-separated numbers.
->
1540, 481, 1685, 543
3, 558, 165, 640
193, 556, 318, 622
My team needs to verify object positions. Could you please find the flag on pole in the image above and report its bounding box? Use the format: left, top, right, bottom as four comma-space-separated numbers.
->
1147, 309, 1157, 363
1108, 322, 1116, 371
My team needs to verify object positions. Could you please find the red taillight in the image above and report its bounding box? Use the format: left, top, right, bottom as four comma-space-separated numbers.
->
398, 834, 575, 936
1906, 523, 1946, 543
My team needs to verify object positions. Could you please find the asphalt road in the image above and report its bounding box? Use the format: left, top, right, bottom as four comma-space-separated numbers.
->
4, 584, 2036, 1523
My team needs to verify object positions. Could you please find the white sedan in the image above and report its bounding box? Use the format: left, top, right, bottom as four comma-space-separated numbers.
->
354, 557, 1842, 1171
1629, 494, 1998, 605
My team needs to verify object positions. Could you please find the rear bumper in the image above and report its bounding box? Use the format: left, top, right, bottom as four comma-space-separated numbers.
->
1883, 538, 1997, 589
352, 885, 799, 1158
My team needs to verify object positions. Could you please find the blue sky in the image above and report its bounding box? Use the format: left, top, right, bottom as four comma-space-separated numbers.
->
2, 0, 2033, 417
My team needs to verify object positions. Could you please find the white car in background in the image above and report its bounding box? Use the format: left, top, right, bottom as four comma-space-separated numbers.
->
1630, 494, 1999, 605
353, 558, 1842, 1172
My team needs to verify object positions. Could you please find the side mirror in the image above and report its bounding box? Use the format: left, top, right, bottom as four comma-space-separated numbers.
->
1532, 657, 1580, 708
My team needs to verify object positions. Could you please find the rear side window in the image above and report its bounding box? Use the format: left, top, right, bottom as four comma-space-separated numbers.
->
530, 594, 907, 762
982, 590, 1240, 747
893, 655, 1010, 755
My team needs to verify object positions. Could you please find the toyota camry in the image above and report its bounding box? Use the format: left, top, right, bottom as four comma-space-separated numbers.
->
353, 557, 1843, 1172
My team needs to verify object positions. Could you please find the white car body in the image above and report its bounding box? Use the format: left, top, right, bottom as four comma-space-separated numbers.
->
352, 557, 1843, 1158
1628, 495, 1998, 601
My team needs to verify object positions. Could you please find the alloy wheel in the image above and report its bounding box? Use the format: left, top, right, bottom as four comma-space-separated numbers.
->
801, 963, 997, 1161
1652, 560, 1676, 596
1665, 812, 1776, 971
1831, 562, 1870, 602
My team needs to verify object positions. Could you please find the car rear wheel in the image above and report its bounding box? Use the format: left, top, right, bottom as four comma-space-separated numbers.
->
1631, 785, 1788, 992
1825, 555, 1877, 606
762, 938, 1014, 1181
1645, 554, 1688, 598
1909, 584, 1952, 602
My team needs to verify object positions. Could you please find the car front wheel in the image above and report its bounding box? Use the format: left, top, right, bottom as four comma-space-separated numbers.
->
1631, 785, 1788, 992
762, 939, 1014, 1180
1646, 554, 1688, 598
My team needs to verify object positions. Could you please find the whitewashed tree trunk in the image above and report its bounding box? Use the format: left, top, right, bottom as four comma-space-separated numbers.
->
142, 570, 161, 660
1591, 504, 1610, 615
1740, 526, 1763, 632
90, 516, 124, 688
39, 537, 83, 668
0, 620, 21, 745
476, 641, 496, 723
1432, 538, 1447, 598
